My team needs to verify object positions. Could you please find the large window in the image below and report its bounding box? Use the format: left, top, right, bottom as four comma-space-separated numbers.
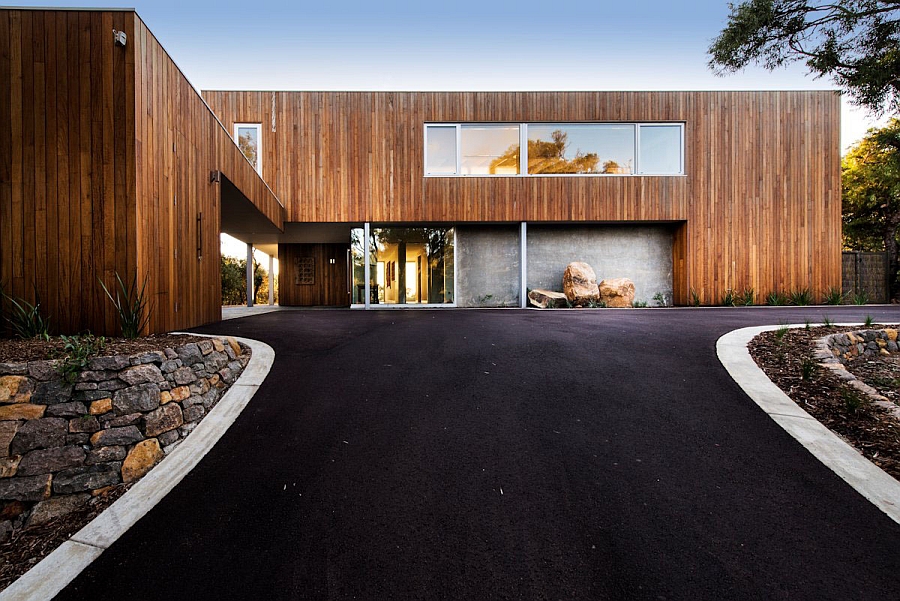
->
425, 122, 683, 176
235, 123, 262, 174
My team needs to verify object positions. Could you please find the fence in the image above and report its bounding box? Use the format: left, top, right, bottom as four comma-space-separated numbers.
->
842, 251, 890, 304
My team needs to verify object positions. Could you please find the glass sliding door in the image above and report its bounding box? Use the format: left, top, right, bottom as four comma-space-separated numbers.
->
350, 226, 455, 306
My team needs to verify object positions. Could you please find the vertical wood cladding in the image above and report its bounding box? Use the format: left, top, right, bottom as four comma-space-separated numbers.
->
278, 243, 349, 307
0, 9, 135, 334
0, 9, 283, 335
204, 90, 841, 303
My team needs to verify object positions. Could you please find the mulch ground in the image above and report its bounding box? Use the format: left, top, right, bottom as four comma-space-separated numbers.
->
0, 334, 215, 363
749, 325, 900, 480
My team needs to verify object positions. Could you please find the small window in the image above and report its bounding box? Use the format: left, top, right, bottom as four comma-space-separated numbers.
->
637, 124, 683, 175
527, 124, 634, 174
234, 123, 262, 175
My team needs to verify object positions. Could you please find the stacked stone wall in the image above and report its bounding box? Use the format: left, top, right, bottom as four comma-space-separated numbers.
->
0, 337, 249, 539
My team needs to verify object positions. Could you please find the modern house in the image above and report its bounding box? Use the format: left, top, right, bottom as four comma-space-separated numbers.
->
0, 7, 842, 334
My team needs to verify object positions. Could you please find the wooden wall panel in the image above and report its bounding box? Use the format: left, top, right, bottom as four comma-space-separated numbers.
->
0, 9, 135, 334
204, 90, 841, 304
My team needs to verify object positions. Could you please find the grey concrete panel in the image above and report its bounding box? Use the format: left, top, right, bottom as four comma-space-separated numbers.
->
456, 226, 521, 307
526, 225, 674, 305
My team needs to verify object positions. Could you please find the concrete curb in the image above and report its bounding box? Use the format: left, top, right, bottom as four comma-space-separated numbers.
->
717, 324, 900, 526
0, 335, 274, 601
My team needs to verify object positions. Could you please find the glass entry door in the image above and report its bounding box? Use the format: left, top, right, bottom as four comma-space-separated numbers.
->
351, 226, 455, 306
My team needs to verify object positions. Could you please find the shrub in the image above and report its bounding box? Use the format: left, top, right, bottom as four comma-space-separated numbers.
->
56, 333, 106, 383
788, 288, 813, 306
721, 289, 737, 307
2, 289, 50, 340
766, 290, 787, 306
652, 292, 668, 307
853, 290, 869, 305
690, 288, 701, 307
740, 287, 755, 306
823, 286, 844, 305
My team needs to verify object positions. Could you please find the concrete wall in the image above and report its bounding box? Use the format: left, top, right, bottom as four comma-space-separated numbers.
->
456, 226, 521, 307
527, 225, 675, 306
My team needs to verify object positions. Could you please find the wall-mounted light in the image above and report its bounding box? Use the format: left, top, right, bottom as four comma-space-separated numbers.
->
113, 29, 127, 47
210, 170, 221, 184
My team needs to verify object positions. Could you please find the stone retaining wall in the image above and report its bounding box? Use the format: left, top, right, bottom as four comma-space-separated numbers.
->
0, 337, 249, 540
814, 328, 900, 417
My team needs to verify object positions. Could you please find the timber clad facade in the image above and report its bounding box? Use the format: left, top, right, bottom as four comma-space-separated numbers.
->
0, 9, 283, 334
1, 7, 841, 333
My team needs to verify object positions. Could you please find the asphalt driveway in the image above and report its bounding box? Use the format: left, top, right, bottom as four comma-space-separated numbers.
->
56, 307, 900, 600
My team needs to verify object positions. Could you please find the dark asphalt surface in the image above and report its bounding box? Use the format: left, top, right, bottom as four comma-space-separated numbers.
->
56, 306, 900, 600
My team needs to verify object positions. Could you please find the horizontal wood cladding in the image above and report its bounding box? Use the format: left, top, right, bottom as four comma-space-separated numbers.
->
0, 8, 284, 335
0, 9, 136, 334
278, 243, 349, 307
204, 90, 841, 302
132, 15, 283, 334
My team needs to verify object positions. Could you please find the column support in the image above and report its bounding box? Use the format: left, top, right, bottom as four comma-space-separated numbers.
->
364, 223, 371, 309
520, 222, 528, 308
268, 253, 275, 306
246, 243, 254, 308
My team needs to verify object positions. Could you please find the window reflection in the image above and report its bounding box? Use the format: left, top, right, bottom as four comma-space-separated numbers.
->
426, 126, 457, 174
461, 125, 519, 175
351, 227, 455, 305
638, 125, 682, 174
527, 124, 634, 174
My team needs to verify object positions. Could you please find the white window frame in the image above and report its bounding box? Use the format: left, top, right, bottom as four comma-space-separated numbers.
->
234, 123, 263, 175
636, 123, 685, 176
424, 121, 685, 177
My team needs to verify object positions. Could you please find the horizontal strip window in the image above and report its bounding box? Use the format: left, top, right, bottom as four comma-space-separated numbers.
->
424, 122, 684, 176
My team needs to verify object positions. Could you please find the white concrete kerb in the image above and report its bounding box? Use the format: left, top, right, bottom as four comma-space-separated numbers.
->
0, 335, 274, 601
717, 323, 900, 526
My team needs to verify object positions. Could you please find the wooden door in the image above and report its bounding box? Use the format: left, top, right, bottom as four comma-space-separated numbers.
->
278, 243, 350, 307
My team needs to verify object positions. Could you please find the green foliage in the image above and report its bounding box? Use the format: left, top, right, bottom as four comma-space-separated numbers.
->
221, 256, 268, 306
823, 315, 835, 327
2, 289, 50, 340
690, 288, 701, 307
823, 286, 845, 305
598, 300, 608, 308
853, 290, 870, 305
864, 314, 875, 327
585, 298, 599, 308
652, 291, 669, 307
775, 324, 789, 341
99, 273, 151, 339
55, 333, 106, 383
766, 290, 788, 306
800, 357, 817, 381
633, 300, 648, 308
842, 388, 868, 414
721, 289, 737, 307
804, 318, 812, 330
788, 287, 813, 306
843, 119, 900, 297
708, 0, 900, 114
740, 287, 755, 306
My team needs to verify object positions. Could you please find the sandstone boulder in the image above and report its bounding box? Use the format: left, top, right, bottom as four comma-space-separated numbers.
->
26, 493, 90, 527
562, 262, 600, 304
528, 289, 568, 309
122, 439, 164, 483
598, 278, 636, 308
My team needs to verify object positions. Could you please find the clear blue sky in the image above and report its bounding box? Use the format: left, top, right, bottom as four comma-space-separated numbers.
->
10, 0, 889, 148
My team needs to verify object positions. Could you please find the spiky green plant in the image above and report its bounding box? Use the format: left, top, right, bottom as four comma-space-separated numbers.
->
823, 286, 844, 305
740, 287, 755, 306
690, 288, 701, 307
864, 315, 874, 327
822, 315, 835, 328
853, 291, 869, 306
2, 289, 50, 340
788, 288, 813, 306
633, 300, 648, 308
652, 291, 668, 307
99, 273, 152, 339
800, 357, 817, 381
774, 324, 789, 342
766, 290, 787, 306
721, 289, 737, 307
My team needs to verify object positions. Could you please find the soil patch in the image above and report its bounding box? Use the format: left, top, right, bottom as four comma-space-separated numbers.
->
749, 325, 900, 480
